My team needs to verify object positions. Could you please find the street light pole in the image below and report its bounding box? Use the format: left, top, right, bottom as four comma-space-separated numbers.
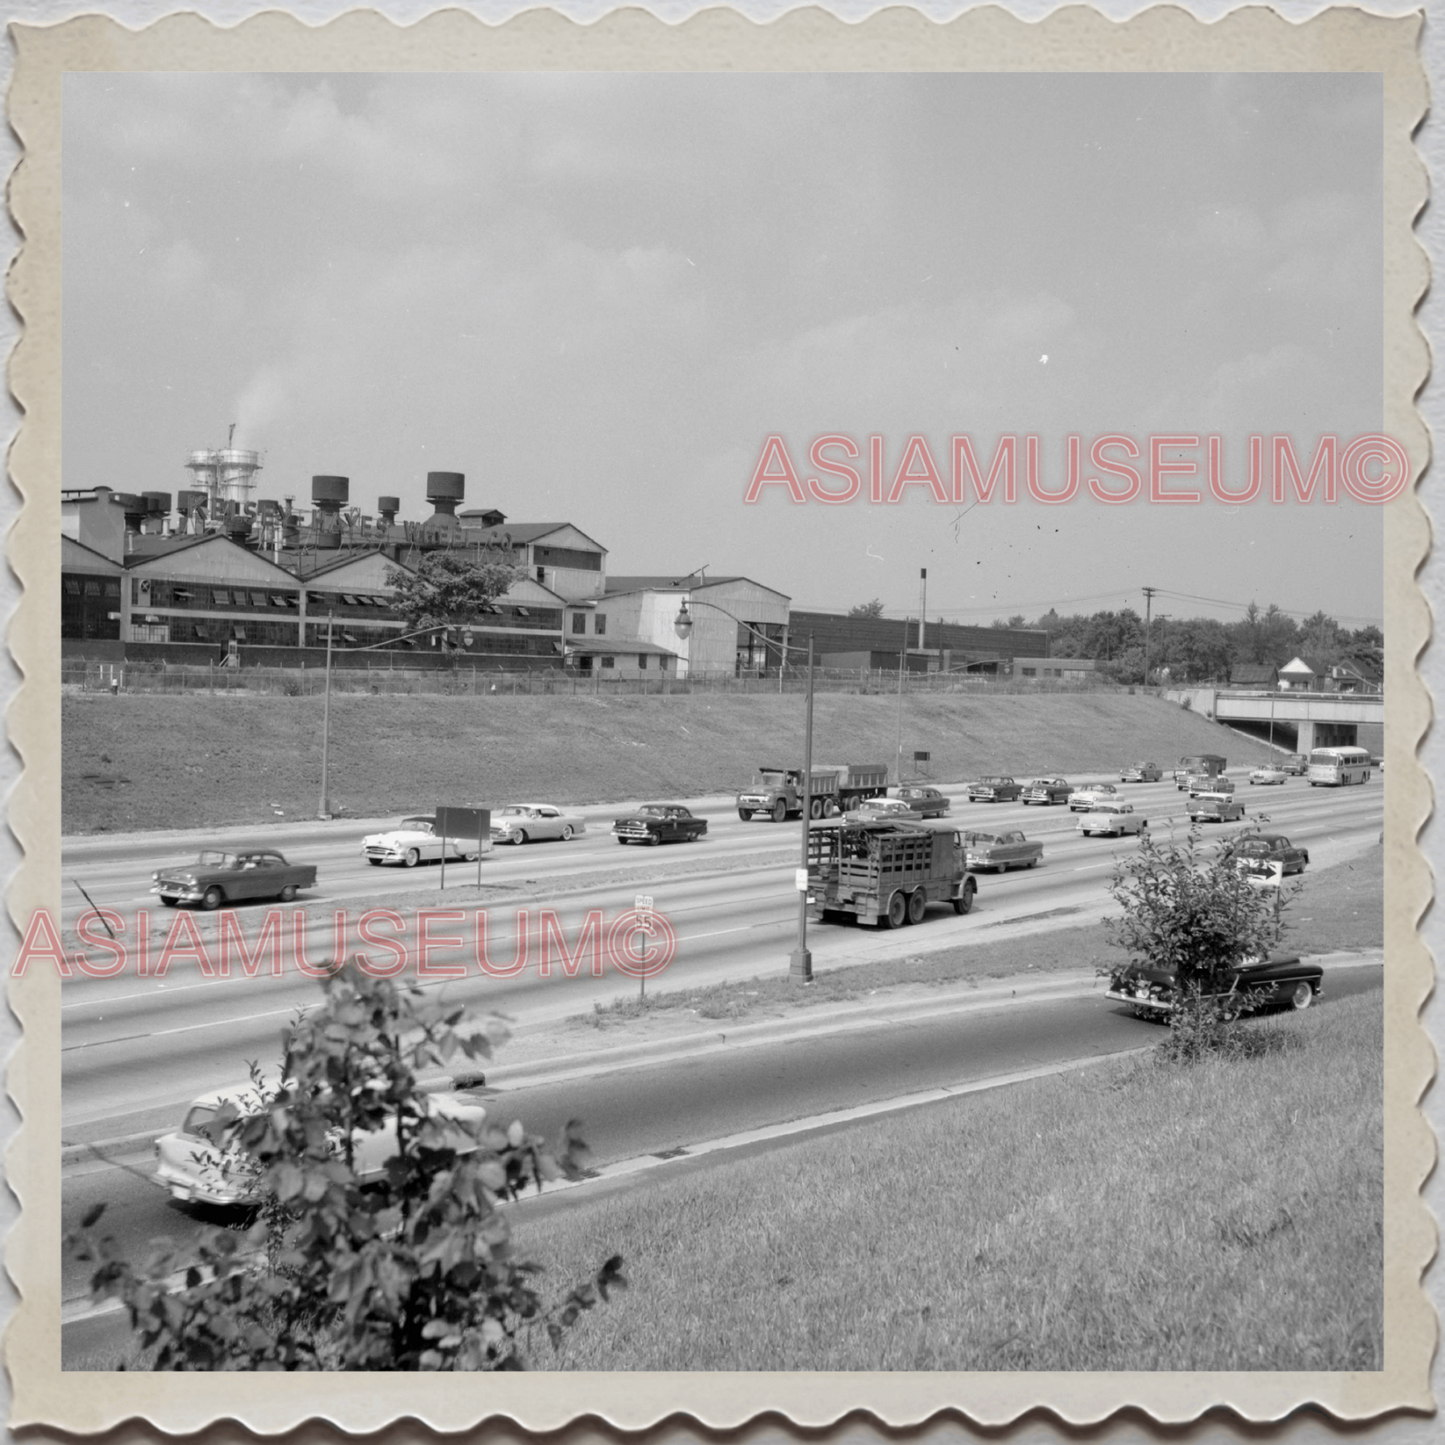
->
318, 612, 334, 819
790, 635, 814, 983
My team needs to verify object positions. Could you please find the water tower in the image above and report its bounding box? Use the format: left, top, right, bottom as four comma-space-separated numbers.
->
185, 426, 263, 515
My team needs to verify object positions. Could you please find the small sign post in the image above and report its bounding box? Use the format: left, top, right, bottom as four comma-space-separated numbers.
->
635, 894, 653, 1000
436, 807, 492, 890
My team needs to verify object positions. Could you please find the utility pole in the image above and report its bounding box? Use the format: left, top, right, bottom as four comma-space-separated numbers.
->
318, 612, 334, 819
1142, 586, 1157, 686
896, 614, 909, 784
918, 568, 927, 651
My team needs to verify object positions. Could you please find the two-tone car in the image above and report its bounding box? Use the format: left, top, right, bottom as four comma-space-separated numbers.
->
152, 849, 318, 909
963, 829, 1043, 872
1021, 777, 1072, 806
854, 797, 923, 821
1233, 833, 1310, 877
1077, 802, 1147, 837
153, 1082, 489, 1209
1105, 952, 1322, 1021
1248, 765, 1288, 786
1187, 792, 1246, 823
1119, 762, 1163, 783
967, 776, 1023, 803
1068, 782, 1119, 812
490, 804, 586, 845
362, 816, 484, 867
612, 803, 709, 845
892, 785, 951, 817
1186, 772, 1235, 796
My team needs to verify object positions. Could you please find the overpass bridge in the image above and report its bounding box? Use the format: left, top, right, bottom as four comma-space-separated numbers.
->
1165, 688, 1384, 754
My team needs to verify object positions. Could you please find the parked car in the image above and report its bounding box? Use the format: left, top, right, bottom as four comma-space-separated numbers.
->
612, 803, 709, 845
963, 829, 1043, 872
363, 816, 483, 868
490, 804, 587, 844
1233, 832, 1310, 877
1077, 802, 1148, 837
1187, 773, 1234, 796
892, 785, 951, 817
152, 849, 318, 909
1105, 952, 1322, 1021
153, 1082, 489, 1209
1021, 777, 1072, 806
1187, 792, 1246, 823
1248, 765, 1288, 786
1068, 782, 1119, 812
1119, 762, 1163, 783
967, 776, 1023, 803
1281, 754, 1310, 776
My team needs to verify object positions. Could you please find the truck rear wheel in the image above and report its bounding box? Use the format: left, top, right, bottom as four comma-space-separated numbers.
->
809, 798, 824, 820
884, 891, 907, 929
906, 889, 927, 925
772, 800, 787, 823
953, 879, 976, 915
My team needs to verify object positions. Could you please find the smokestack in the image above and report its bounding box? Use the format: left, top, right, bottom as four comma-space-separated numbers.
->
377, 495, 399, 527
425, 471, 464, 528
140, 491, 171, 535
311, 475, 349, 550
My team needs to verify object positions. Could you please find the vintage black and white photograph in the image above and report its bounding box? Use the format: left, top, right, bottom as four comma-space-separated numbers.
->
7, 4, 1433, 1430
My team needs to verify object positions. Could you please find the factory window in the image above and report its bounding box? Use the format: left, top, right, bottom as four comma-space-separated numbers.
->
213, 590, 231, 607
638, 655, 648, 670
84, 580, 103, 596
594, 614, 606, 636
343, 632, 358, 644
600, 656, 615, 669
173, 587, 192, 603
516, 606, 530, 617
270, 594, 289, 607
1021, 667, 1036, 677
657, 656, 668, 671
64, 579, 80, 595
248, 591, 266, 607
232, 625, 247, 641
341, 594, 359, 606
306, 592, 325, 606
572, 614, 586, 634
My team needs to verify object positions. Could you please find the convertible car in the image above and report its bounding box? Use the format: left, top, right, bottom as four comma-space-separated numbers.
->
362, 816, 486, 867
1106, 953, 1323, 1021
153, 1082, 489, 1208
152, 850, 318, 909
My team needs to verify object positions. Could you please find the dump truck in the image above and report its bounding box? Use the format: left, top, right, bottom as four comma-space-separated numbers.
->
806, 818, 976, 928
737, 762, 889, 822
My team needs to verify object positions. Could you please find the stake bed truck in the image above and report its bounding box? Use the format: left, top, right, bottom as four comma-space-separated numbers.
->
806, 818, 976, 928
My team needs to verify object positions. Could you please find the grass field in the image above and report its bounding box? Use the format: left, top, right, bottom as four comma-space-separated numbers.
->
64, 689, 1282, 833
520, 991, 1383, 1372
582, 846, 1383, 1029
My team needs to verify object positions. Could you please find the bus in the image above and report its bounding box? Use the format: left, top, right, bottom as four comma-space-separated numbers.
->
1307, 745, 1373, 786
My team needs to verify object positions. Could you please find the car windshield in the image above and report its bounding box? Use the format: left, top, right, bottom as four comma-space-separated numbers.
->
500, 807, 526, 816
401, 818, 435, 834
197, 850, 237, 868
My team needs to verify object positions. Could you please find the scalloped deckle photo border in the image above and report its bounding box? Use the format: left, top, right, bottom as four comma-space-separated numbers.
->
4, 3, 1433, 1433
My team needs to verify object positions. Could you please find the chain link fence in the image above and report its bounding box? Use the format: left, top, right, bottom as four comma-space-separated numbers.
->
61, 658, 1141, 699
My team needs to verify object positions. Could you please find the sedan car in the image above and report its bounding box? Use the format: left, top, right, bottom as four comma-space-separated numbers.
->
1233, 832, 1310, 877
1021, 777, 1072, 806
1077, 802, 1148, 837
1119, 762, 1163, 783
1187, 792, 1246, 823
1068, 782, 1119, 812
612, 803, 709, 845
152, 850, 318, 909
490, 804, 587, 845
854, 796, 923, 821
1281, 753, 1310, 776
968, 776, 1023, 803
892, 785, 951, 817
1106, 952, 1322, 1021
363, 816, 484, 867
1187, 773, 1235, 796
1249, 765, 1288, 786
963, 829, 1043, 872
154, 1082, 489, 1208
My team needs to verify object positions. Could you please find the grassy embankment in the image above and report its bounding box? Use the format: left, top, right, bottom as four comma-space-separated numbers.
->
65, 689, 1279, 834
522, 991, 1383, 1372
582, 846, 1384, 1027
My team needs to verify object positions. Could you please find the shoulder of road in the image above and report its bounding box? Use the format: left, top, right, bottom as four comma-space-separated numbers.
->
62, 947, 1383, 1169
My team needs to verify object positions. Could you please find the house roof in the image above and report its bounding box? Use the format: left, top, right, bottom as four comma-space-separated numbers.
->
61, 535, 124, 572
465, 522, 608, 553
304, 549, 416, 582
566, 637, 679, 658
604, 573, 777, 597
1278, 654, 1333, 676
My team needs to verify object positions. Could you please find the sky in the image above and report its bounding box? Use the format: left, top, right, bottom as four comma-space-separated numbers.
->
62, 70, 1386, 629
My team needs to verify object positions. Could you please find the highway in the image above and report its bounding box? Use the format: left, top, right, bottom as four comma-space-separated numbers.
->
59, 776, 1383, 1136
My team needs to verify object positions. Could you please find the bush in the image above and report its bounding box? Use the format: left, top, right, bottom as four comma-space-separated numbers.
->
69, 968, 624, 1369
